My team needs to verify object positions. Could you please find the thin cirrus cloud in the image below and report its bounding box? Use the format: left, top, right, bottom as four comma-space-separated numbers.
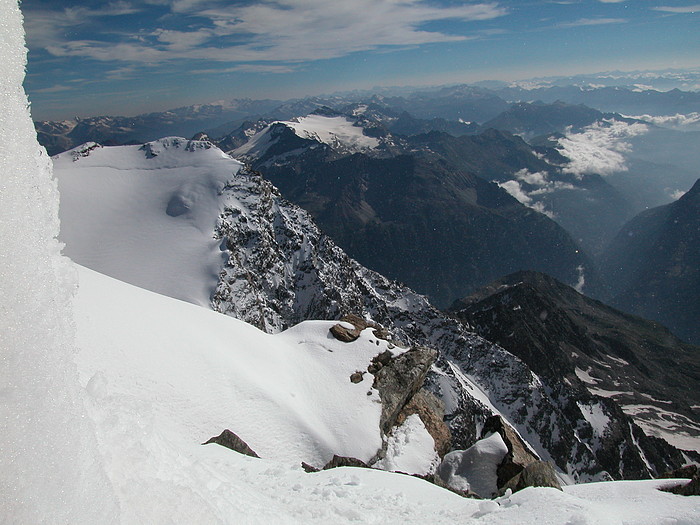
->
652, 4, 700, 13
558, 17, 627, 28
28, 0, 508, 65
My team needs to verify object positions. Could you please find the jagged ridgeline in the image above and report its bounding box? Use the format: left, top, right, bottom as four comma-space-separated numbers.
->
54, 138, 693, 484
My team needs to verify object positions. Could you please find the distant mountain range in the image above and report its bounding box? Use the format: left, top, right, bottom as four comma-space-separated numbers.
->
53, 137, 695, 481
229, 111, 601, 307
39, 82, 700, 342
450, 270, 700, 453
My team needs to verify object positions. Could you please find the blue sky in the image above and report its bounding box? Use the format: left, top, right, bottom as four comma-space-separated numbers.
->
22, 0, 700, 120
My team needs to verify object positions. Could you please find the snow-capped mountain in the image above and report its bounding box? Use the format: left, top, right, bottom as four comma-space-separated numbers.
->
6, 0, 699, 519
227, 114, 604, 306
54, 138, 691, 483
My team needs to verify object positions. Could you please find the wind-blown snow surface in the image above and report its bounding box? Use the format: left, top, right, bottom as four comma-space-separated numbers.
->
54, 138, 237, 307
72, 266, 700, 524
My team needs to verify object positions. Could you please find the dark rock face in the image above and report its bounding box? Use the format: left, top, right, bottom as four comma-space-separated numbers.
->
660, 465, 699, 479
202, 430, 259, 458
602, 178, 700, 345
450, 269, 700, 474
501, 461, 563, 494
482, 101, 607, 137
246, 125, 597, 308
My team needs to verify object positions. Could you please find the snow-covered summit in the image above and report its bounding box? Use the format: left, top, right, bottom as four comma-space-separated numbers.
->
233, 113, 380, 162
54, 138, 241, 308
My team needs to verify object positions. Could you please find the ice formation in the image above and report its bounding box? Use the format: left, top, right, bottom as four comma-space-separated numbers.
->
0, 1, 118, 521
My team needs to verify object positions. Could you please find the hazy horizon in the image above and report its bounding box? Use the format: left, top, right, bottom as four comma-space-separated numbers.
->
22, 1, 700, 121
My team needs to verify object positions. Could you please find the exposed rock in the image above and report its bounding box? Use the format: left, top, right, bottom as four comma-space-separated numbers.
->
660, 475, 700, 496
330, 314, 392, 343
350, 371, 365, 383
301, 462, 319, 473
322, 455, 370, 470
330, 323, 361, 342
501, 461, 562, 494
202, 429, 259, 458
660, 465, 699, 479
396, 389, 451, 458
481, 415, 540, 488
372, 345, 438, 434
204, 163, 689, 482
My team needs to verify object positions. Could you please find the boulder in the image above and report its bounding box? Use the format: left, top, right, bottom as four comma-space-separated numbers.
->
202, 429, 259, 458
481, 415, 540, 488
350, 371, 365, 383
501, 461, 562, 494
322, 455, 370, 470
329, 314, 394, 344
330, 322, 361, 342
301, 462, 320, 473
661, 474, 700, 496
372, 345, 438, 434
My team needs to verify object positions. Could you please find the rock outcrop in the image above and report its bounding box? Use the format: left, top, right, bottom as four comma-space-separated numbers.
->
660, 475, 700, 496
202, 429, 259, 458
500, 461, 562, 494
481, 416, 539, 489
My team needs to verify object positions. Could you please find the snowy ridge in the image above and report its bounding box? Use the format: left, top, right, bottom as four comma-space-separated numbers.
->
232, 114, 380, 162
54, 139, 690, 484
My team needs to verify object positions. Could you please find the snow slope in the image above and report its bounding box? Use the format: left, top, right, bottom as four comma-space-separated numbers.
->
54, 138, 690, 482
75, 265, 398, 468
54, 138, 238, 307
70, 265, 700, 523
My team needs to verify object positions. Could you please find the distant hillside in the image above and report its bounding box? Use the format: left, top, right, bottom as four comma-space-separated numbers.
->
601, 179, 700, 345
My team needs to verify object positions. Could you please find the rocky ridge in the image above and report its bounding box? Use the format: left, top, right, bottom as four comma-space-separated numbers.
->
204, 146, 688, 482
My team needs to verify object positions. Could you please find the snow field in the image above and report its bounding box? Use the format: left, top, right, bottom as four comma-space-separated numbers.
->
53, 138, 243, 308
73, 268, 700, 524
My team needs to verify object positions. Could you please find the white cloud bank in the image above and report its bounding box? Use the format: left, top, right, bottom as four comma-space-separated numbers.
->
556, 119, 649, 177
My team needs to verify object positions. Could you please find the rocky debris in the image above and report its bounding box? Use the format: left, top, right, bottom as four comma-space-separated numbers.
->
500, 461, 562, 494
322, 455, 370, 470
350, 371, 365, 383
202, 429, 259, 458
367, 349, 393, 374
481, 415, 539, 488
660, 474, 700, 496
660, 465, 699, 479
396, 389, 451, 458
372, 345, 438, 434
